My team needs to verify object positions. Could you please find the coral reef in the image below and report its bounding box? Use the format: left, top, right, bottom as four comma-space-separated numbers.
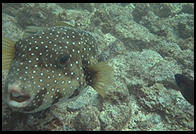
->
73, 106, 101, 131
2, 3, 194, 131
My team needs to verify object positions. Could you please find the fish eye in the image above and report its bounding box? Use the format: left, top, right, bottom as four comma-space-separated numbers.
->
59, 55, 69, 67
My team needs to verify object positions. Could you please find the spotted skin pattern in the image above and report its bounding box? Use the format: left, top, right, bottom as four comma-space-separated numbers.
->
6, 26, 98, 113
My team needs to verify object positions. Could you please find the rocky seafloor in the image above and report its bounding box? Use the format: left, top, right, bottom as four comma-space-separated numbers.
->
2, 3, 194, 131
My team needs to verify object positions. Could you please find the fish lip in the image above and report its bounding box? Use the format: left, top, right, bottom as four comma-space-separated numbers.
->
7, 89, 31, 108
10, 89, 30, 102
6, 81, 32, 108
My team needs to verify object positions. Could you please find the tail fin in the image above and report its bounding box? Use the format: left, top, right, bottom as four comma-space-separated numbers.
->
2, 37, 16, 71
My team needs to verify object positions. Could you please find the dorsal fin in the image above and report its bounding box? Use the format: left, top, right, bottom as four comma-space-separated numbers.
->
23, 22, 73, 38
23, 26, 47, 38
55, 21, 74, 27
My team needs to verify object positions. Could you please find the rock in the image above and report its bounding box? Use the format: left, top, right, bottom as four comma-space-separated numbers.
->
151, 3, 172, 18
65, 86, 99, 111
132, 3, 150, 22
181, 4, 194, 14
135, 83, 194, 130
15, 4, 58, 29
2, 3, 194, 131
2, 13, 23, 40
178, 37, 194, 51
99, 101, 132, 130
177, 22, 194, 39
73, 106, 100, 131
123, 49, 181, 86
98, 36, 126, 61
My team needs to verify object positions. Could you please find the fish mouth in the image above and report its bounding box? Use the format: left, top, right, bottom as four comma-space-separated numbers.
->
10, 90, 30, 102
8, 89, 31, 108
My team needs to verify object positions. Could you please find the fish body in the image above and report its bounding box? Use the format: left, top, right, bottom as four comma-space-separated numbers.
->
175, 74, 194, 105
3, 26, 113, 113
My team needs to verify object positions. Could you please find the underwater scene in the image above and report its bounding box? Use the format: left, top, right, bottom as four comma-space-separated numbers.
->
2, 3, 194, 131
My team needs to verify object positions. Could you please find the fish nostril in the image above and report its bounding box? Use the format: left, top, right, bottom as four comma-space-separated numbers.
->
10, 90, 30, 103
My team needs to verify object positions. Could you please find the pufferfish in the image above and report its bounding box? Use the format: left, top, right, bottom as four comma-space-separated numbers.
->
2, 26, 113, 113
